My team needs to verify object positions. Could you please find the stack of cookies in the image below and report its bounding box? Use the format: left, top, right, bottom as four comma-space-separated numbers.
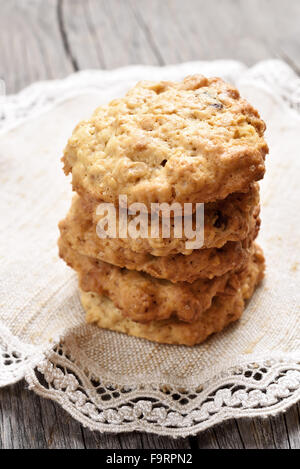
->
58, 75, 268, 346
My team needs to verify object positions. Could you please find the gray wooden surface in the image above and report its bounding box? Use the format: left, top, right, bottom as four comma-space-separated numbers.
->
0, 0, 299, 449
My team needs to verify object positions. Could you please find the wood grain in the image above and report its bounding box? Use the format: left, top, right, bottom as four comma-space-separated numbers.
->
1, 381, 299, 449
0, 0, 73, 93
0, 0, 299, 449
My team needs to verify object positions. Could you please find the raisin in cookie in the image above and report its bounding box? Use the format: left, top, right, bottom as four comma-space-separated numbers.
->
62, 183, 260, 258
59, 195, 258, 282
63, 75, 268, 208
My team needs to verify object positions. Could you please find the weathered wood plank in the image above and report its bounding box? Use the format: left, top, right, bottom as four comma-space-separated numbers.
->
0, 381, 47, 449
61, 0, 161, 70
131, 0, 300, 72
210, 420, 245, 449
0, 380, 192, 449
1, 380, 299, 448
81, 423, 192, 449
0, 0, 74, 94
284, 404, 300, 449
1, 0, 300, 94
235, 413, 291, 450
0, 381, 86, 449
37, 392, 86, 449
83, 432, 192, 450
194, 428, 220, 449
238, 417, 276, 449
269, 414, 290, 449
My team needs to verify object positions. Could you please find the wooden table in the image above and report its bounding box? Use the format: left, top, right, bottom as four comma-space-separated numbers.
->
0, 0, 299, 449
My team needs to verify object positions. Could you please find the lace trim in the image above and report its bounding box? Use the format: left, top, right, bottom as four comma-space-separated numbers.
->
1, 60, 300, 435
25, 343, 300, 436
239, 59, 300, 112
0, 324, 44, 387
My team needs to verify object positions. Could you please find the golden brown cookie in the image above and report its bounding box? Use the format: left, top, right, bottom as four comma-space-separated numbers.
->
59, 194, 257, 282
82, 245, 265, 346
91, 184, 260, 254
63, 75, 268, 209
60, 183, 260, 260
59, 237, 262, 324
59, 237, 232, 323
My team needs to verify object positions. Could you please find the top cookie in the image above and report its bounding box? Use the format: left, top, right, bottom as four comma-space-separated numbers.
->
63, 75, 268, 207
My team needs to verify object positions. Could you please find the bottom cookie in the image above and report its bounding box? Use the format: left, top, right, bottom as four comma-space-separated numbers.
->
81, 246, 265, 346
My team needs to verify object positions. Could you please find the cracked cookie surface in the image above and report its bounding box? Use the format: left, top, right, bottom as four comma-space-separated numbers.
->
81, 245, 265, 346
59, 237, 262, 324
60, 184, 260, 258
59, 194, 258, 282
62, 75, 268, 208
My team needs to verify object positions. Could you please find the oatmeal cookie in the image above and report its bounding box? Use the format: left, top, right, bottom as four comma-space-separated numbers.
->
81, 245, 265, 346
62, 183, 260, 258
63, 75, 268, 208
59, 195, 257, 282
91, 183, 260, 254
59, 237, 260, 324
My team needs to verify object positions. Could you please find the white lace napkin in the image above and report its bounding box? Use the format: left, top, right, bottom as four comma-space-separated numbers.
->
0, 60, 299, 437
